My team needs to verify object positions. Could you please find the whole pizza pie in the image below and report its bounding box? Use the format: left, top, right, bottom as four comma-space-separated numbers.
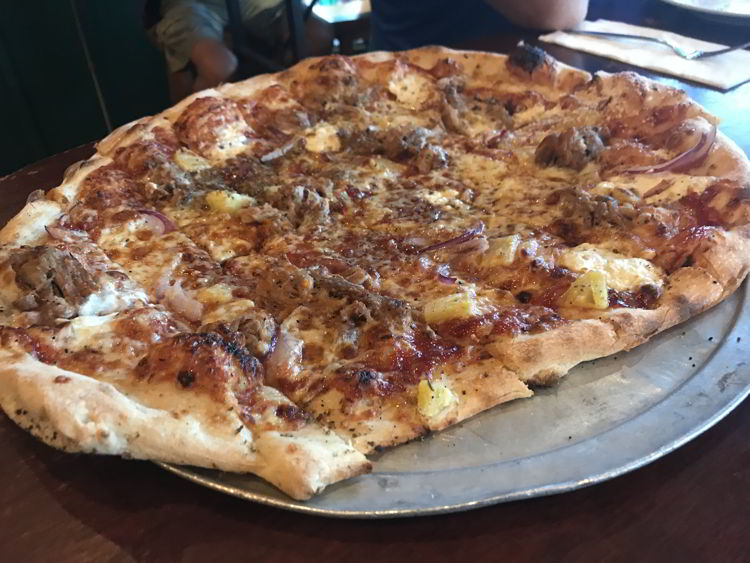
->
1, 44, 748, 500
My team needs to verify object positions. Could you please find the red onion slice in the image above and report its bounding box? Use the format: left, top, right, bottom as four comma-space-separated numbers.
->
624, 124, 716, 175
418, 223, 485, 254
140, 213, 167, 235
260, 139, 299, 163
264, 329, 303, 386
152, 255, 180, 300
164, 281, 203, 322
137, 209, 176, 234
642, 179, 674, 199
436, 265, 457, 285
486, 129, 508, 148
45, 225, 88, 242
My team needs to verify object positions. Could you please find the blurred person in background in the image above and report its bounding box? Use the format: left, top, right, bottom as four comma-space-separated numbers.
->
146, 0, 332, 100
371, 0, 590, 51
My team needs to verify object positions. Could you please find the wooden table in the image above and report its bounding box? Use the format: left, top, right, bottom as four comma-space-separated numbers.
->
1, 2, 748, 561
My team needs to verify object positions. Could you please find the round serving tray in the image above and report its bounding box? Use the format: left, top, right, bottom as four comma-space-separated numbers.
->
160, 280, 749, 518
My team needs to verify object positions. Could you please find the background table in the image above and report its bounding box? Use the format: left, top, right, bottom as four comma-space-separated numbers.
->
1, 2, 749, 561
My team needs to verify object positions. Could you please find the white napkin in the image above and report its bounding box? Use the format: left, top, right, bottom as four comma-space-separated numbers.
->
539, 19, 750, 90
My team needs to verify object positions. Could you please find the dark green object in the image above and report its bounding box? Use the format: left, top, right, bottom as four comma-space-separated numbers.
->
0, 0, 169, 176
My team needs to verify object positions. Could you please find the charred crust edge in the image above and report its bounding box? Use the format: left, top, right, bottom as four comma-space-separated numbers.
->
509, 42, 550, 74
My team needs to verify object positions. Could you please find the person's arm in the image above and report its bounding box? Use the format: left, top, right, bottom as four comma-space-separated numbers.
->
484, 0, 589, 30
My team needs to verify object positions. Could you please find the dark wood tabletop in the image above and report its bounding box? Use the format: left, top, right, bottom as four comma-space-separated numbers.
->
1, 1, 749, 561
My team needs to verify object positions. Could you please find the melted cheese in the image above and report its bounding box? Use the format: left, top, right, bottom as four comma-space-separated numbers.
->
196, 283, 234, 305
368, 156, 405, 180
371, 110, 433, 130
206, 119, 253, 163
119, 237, 184, 294
455, 153, 509, 190
388, 70, 435, 109
174, 149, 211, 172
283, 306, 340, 368
79, 285, 146, 317
512, 104, 562, 127
304, 123, 341, 153
97, 214, 162, 248
559, 244, 664, 291
62, 313, 120, 351
422, 188, 467, 210
201, 299, 257, 325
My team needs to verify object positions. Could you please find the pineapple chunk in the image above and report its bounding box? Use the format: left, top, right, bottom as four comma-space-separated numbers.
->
195, 283, 234, 305
561, 270, 609, 309
174, 149, 211, 172
483, 234, 521, 267
559, 244, 663, 291
417, 379, 458, 419
205, 190, 255, 213
424, 292, 480, 325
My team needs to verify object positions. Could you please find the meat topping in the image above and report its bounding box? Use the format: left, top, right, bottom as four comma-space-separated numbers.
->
340, 125, 437, 161
413, 144, 449, 174
546, 187, 640, 244
10, 246, 99, 323
200, 309, 277, 358
309, 267, 407, 318
609, 284, 662, 309
535, 127, 604, 171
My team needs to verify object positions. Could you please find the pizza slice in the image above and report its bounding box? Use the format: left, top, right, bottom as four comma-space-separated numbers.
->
0, 236, 370, 499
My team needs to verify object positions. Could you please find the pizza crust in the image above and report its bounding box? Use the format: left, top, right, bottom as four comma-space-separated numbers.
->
0, 199, 63, 247
488, 319, 620, 385
0, 351, 370, 499
697, 130, 750, 183
486, 224, 750, 384
605, 230, 750, 349
315, 358, 533, 454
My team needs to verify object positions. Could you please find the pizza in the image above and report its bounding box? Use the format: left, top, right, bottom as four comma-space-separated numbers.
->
1, 44, 749, 500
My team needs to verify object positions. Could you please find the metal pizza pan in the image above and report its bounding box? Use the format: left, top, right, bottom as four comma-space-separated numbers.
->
159, 280, 749, 517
